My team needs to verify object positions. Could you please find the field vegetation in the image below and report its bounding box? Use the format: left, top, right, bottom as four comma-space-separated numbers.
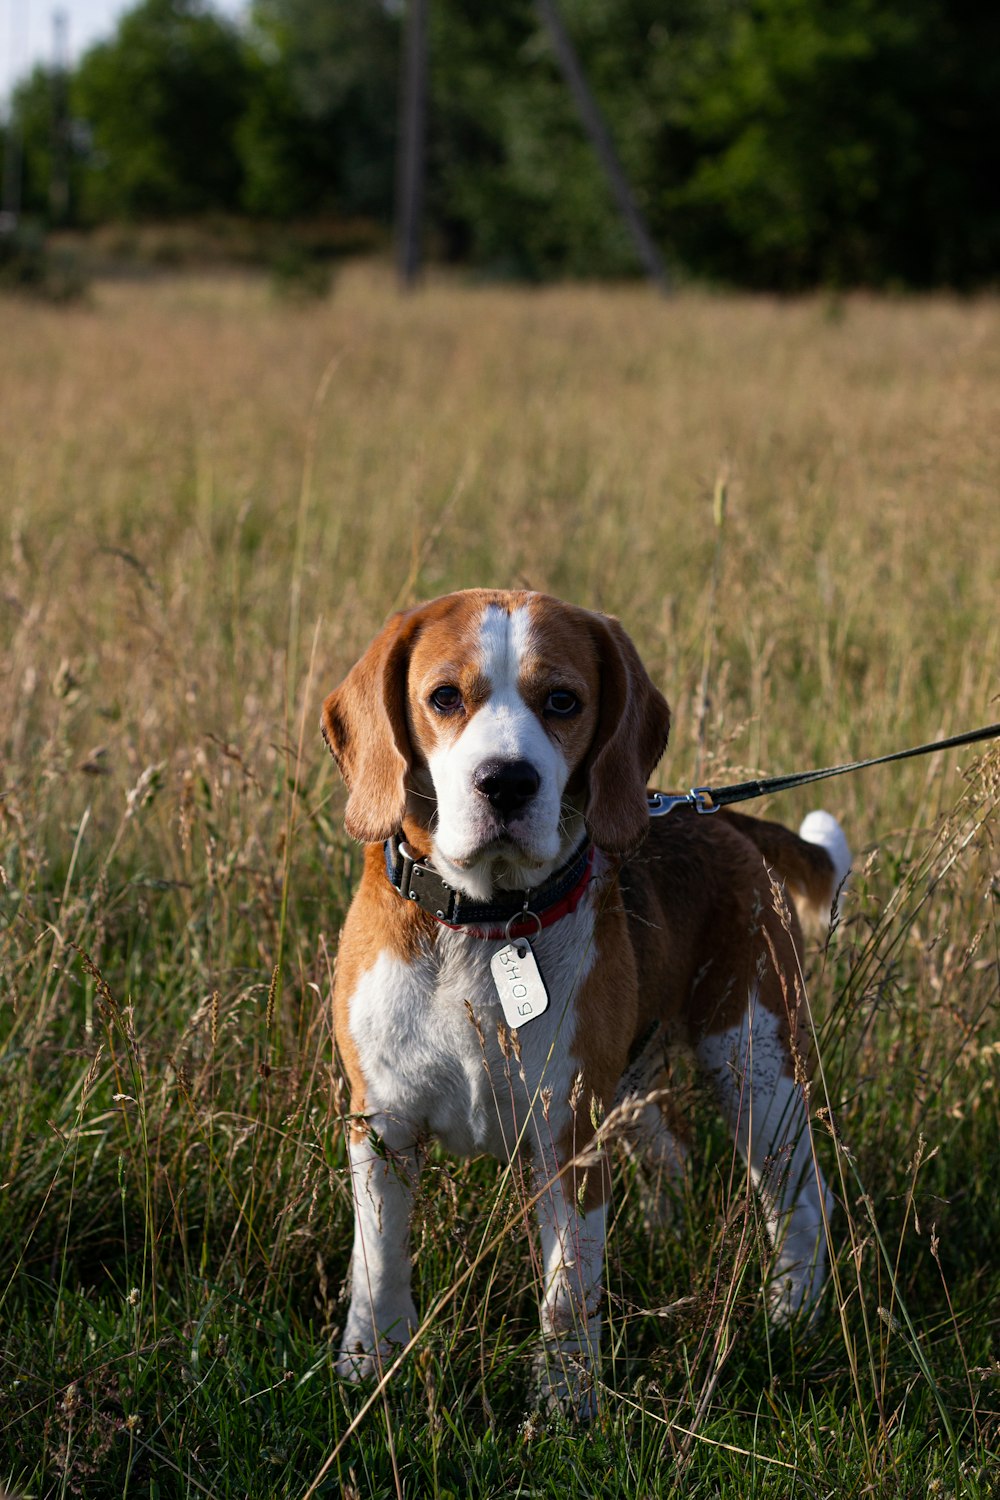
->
7, 0, 999, 290
1, 265, 998, 1496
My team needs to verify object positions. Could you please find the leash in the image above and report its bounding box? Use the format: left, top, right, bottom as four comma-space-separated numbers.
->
648, 721, 1000, 818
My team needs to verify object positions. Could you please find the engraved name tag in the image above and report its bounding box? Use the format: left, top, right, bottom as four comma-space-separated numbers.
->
490, 938, 550, 1029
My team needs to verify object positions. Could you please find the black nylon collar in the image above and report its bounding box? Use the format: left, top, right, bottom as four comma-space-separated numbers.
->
383, 836, 592, 930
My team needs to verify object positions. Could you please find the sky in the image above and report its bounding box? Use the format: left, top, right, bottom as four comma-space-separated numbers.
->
1, 0, 244, 105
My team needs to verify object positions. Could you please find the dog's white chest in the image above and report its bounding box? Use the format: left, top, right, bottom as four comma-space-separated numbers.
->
345, 905, 597, 1158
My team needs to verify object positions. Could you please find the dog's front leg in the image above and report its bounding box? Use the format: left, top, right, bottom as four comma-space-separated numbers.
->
337, 1113, 420, 1381
532, 1146, 609, 1420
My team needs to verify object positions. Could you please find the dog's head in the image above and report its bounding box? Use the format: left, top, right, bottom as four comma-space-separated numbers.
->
322, 589, 670, 898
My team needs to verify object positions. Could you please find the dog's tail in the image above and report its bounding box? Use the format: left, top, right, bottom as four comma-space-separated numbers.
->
724, 808, 851, 935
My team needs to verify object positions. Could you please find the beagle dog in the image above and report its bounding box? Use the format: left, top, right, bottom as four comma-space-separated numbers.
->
322, 589, 850, 1414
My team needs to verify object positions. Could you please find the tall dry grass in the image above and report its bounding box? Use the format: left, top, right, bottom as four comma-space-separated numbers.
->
0, 263, 998, 1495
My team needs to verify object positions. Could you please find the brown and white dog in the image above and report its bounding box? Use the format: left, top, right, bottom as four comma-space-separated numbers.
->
321, 588, 850, 1414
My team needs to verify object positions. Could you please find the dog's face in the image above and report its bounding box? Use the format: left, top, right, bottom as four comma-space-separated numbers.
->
322, 590, 670, 898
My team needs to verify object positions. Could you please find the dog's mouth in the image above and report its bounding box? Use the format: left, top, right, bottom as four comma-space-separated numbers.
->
448, 831, 546, 872
430, 824, 570, 901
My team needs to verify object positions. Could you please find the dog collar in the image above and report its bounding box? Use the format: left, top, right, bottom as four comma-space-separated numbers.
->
383, 836, 594, 939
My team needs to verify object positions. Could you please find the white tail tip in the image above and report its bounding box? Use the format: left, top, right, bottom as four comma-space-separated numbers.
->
799, 810, 851, 918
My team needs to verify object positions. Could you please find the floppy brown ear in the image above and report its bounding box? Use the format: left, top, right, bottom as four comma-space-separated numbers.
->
582, 612, 671, 857
321, 611, 415, 843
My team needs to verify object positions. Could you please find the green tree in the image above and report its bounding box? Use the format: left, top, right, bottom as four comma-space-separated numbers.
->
72, 0, 250, 219
7, 0, 996, 286
5, 67, 62, 218
652, 0, 1000, 287
428, 0, 642, 278
238, 0, 398, 219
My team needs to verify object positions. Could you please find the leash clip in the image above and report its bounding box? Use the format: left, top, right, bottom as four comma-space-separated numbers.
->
647, 789, 719, 817
647, 791, 695, 817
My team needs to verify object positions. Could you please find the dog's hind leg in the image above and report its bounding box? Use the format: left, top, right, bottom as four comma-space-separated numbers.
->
614, 1033, 689, 1228
694, 993, 832, 1324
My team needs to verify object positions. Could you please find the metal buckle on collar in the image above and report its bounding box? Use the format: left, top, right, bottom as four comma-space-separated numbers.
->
397, 840, 456, 921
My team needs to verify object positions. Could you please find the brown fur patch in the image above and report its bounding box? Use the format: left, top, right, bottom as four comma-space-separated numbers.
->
557, 879, 640, 1213
722, 808, 838, 933
621, 810, 814, 1075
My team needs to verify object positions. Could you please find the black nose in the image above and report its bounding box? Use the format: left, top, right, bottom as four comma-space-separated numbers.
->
473, 758, 540, 821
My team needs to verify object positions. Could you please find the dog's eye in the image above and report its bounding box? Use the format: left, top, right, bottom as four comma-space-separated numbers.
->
545, 690, 580, 718
430, 685, 462, 713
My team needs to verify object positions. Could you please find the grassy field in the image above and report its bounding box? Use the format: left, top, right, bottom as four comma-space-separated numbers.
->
1, 263, 998, 1497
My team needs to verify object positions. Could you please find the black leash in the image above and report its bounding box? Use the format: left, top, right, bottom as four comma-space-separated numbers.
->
648, 721, 1000, 818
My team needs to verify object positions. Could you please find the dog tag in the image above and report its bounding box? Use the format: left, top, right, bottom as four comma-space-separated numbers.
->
490, 938, 550, 1029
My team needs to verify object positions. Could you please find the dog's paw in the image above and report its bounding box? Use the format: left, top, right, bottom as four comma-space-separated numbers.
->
335, 1300, 417, 1382
334, 1336, 410, 1383
766, 1261, 825, 1330
334, 1342, 380, 1383
533, 1339, 599, 1423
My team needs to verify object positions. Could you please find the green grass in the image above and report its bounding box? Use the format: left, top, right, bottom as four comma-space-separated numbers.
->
1, 264, 998, 1496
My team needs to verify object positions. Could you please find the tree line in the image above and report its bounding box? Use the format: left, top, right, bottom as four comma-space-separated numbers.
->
4, 0, 998, 288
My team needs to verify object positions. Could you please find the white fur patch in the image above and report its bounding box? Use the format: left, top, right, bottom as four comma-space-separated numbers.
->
799, 809, 851, 918
347, 897, 598, 1160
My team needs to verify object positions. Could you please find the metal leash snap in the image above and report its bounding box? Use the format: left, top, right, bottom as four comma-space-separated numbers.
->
647, 791, 696, 817
691, 787, 719, 814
